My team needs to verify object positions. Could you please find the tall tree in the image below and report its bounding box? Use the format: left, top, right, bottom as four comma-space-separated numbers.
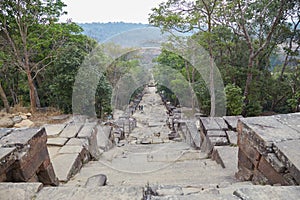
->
219, 0, 292, 114
0, 0, 67, 112
149, 0, 220, 116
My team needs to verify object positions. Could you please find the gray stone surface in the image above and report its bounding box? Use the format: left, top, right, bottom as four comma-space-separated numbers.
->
207, 130, 227, 137
77, 123, 97, 138
51, 153, 82, 182
200, 117, 221, 130
0, 182, 43, 200
0, 147, 16, 160
223, 116, 243, 131
59, 145, 85, 154
0, 128, 12, 139
240, 116, 300, 142
36, 186, 143, 200
0, 128, 42, 147
233, 185, 300, 200
60, 123, 83, 138
47, 137, 68, 146
213, 146, 238, 172
65, 138, 88, 146
274, 140, 300, 183
227, 131, 238, 145
44, 124, 66, 138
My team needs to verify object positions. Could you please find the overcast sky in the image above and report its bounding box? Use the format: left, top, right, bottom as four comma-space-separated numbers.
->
60, 0, 166, 24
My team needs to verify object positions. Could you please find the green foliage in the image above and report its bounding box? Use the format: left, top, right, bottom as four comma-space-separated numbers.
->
225, 84, 244, 115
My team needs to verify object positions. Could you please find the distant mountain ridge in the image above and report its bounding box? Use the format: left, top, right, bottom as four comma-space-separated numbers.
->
78, 22, 149, 43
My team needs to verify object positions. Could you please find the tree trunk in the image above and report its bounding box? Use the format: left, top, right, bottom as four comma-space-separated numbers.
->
0, 82, 10, 113
242, 54, 254, 115
26, 69, 37, 113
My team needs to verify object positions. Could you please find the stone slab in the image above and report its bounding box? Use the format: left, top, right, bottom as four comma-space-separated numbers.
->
60, 123, 83, 138
44, 124, 66, 138
223, 116, 243, 131
0, 128, 43, 147
213, 146, 238, 172
209, 136, 229, 146
0, 182, 43, 200
214, 117, 229, 130
207, 130, 227, 137
0, 147, 16, 175
47, 137, 68, 146
0, 128, 12, 139
47, 146, 61, 160
77, 123, 96, 138
59, 145, 84, 154
227, 131, 238, 145
51, 153, 82, 182
65, 138, 88, 146
275, 113, 300, 132
200, 117, 220, 131
239, 116, 300, 143
233, 185, 300, 200
274, 139, 300, 183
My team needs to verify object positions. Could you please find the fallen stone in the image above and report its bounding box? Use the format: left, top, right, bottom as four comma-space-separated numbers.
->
0, 117, 14, 128
85, 174, 107, 187
13, 119, 34, 128
12, 116, 22, 124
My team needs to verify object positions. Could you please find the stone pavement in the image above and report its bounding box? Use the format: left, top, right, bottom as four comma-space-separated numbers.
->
1, 85, 300, 199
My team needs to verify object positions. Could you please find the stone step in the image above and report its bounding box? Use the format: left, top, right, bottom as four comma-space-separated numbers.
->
212, 146, 238, 173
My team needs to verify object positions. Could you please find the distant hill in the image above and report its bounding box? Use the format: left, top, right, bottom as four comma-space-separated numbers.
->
77, 22, 149, 43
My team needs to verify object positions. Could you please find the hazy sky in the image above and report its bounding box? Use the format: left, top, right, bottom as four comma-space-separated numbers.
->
60, 0, 166, 24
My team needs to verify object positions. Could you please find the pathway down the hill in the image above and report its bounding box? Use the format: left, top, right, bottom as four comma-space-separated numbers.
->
36, 86, 248, 199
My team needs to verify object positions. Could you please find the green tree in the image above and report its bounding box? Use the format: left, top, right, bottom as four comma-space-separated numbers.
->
0, 0, 67, 112
225, 84, 244, 115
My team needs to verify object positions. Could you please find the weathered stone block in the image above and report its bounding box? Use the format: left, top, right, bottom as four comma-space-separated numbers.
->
0, 147, 16, 176
274, 140, 300, 184
238, 132, 261, 167
238, 148, 254, 170
38, 161, 59, 186
257, 156, 289, 185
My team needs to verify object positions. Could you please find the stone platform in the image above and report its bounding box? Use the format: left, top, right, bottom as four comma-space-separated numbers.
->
236, 113, 300, 185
